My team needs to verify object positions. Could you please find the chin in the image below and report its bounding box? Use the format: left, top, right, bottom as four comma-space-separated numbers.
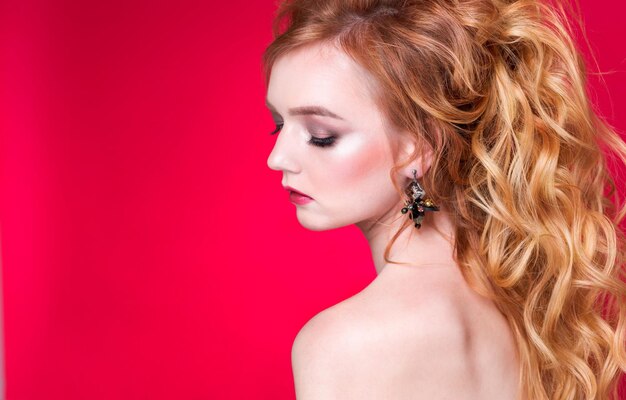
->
295, 210, 350, 232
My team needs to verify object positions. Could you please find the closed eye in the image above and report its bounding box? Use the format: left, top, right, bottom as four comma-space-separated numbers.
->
308, 136, 336, 148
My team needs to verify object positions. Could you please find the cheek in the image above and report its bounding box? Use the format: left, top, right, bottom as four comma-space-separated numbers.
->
323, 134, 394, 190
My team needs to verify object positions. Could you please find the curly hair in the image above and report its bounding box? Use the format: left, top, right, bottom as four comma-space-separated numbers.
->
262, 0, 626, 398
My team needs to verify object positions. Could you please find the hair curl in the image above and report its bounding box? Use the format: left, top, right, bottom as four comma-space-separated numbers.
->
262, 0, 626, 398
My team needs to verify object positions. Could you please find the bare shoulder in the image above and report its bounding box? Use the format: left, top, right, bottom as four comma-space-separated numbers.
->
291, 265, 521, 399
291, 274, 485, 399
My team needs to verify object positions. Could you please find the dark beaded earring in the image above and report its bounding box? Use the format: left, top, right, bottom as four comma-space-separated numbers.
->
401, 169, 439, 229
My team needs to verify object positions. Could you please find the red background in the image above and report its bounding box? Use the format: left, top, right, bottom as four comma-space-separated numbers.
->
0, 1, 624, 399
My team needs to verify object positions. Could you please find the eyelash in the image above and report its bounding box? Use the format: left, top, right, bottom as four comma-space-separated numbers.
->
269, 123, 337, 148
269, 123, 283, 135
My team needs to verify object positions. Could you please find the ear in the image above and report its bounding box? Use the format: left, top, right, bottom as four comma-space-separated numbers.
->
397, 131, 434, 180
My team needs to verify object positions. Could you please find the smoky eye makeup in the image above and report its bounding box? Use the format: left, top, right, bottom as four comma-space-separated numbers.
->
308, 135, 336, 148
306, 125, 338, 148
267, 116, 341, 148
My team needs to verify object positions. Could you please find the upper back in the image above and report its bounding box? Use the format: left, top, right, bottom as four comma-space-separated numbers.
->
291, 264, 521, 400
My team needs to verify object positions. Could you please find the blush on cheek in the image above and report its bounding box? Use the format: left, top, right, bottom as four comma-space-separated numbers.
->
323, 137, 399, 222
329, 136, 393, 184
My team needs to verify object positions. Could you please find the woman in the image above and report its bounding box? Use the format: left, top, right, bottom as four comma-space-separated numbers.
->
263, 0, 626, 399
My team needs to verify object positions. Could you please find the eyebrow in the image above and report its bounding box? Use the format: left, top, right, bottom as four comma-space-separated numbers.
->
265, 100, 345, 120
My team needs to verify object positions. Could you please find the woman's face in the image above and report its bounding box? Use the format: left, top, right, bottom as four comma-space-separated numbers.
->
266, 43, 409, 231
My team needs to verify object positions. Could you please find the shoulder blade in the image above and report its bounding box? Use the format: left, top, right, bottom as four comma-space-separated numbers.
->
291, 297, 477, 399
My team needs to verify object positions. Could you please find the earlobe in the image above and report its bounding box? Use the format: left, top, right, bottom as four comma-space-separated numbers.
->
415, 146, 434, 178
399, 133, 434, 180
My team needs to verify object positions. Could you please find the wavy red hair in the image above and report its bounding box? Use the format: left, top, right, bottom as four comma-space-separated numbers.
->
263, 1, 626, 398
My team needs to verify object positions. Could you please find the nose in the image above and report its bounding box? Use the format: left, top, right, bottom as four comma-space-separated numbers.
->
266, 126, 301, 173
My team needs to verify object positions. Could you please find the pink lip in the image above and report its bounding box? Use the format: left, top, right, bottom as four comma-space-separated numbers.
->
284, 186, 313, 205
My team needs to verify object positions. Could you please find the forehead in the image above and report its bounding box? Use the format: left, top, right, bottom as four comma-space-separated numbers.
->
266, 43, 381, 118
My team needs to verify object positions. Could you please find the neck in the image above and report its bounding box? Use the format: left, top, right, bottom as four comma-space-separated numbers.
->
356, 200, 457, 275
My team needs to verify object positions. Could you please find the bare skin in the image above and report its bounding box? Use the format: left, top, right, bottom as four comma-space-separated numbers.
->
291, 206, 521, 399
265, 42, 521, 399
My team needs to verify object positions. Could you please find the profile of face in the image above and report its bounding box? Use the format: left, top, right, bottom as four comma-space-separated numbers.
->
266, 43, 414, 232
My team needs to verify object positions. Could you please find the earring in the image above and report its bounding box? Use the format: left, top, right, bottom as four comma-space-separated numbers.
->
401, 169, 439, 229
